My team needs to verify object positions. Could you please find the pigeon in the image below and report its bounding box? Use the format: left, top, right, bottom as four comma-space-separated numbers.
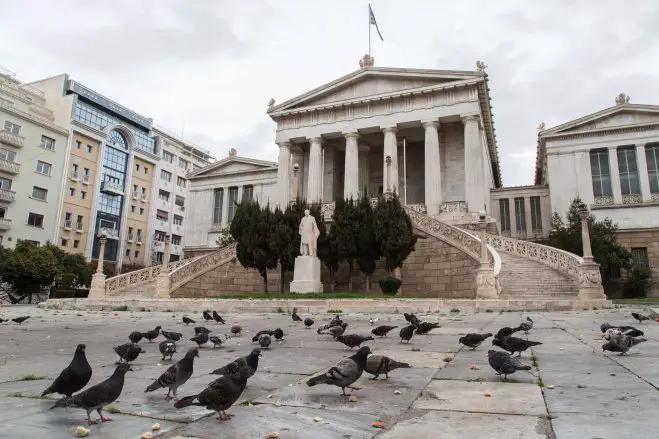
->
145, 348, 199, 400
271, 328, 284, 340
42, 344, 92, 398
113, 343, 145, 363
212, 311, 226, 324
128, 331, 144, 344
175, 361, 251, 422
487, 350, 532, 380
307, 346, 371, 395
600, 323, 644, 337
194, 326, 211, 335
493, 336, 543, 356
292, 308, 302, 322
304, 317, 314, 328
203, 310, 213, 321
329, 323, 348, 340
258, 334, 272, 349
602, 334, 647, 355
369, 317, 379, 325
230, 325, 242, 336
518, 317, 534, 333
190, 331, 209, 347
143, 326, 162, 342
211, 348, 261, 378
159, 340, 177, 361
364, 355, 411, 380
371, 325, 398, 337
252, 329, 273, 342
182, 316, 195, 325
210, 334, 228, 348
495, 326, 521, 339
161, 330, 183, 341
0, 317, 6, 323
400, 324, 416, 343
632, 312, 650, 324
415, 322, 441, 335
329, 315, 343, 326
50, 362, 132, 425
403, 313, 421, 327
459, 333, 493, 350
12, 316, 30, 324
337, 334, 374, 350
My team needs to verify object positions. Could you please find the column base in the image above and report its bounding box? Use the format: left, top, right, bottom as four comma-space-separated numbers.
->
577, 262, 607, 301
475, 266, 498, 299
88, 273, 106, 299
290, 256, 323, 293
154, 272, 171, 299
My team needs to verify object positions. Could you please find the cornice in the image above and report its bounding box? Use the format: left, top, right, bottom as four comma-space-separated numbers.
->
189, 167, 278, 182
0, 100, 68, 136
71, 120, 107, 139
543, 123, 659, 142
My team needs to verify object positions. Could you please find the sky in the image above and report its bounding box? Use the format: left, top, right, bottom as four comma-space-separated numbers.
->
1, 0, 658, 187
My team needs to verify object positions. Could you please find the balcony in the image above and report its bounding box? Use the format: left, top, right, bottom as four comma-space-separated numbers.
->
0, 158, 20, 174
0, 130, 24, 148
127, 233, 134, 243
76, 222, 83, 233
64, 220, 72, 230
0, 188, 16, 202
70, 170, 79, 181
99, 227, 119, 240
0, 218, 11, 230
101, 180, 124, 196
136, 237, 143, 246
132, 191, 139, 200
82, 174, 90, 185
141, 193, 147, 202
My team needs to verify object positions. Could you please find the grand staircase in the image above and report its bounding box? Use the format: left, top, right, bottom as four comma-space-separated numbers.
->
497, 253, 579, 299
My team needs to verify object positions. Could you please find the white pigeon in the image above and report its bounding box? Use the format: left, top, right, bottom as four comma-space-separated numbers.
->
369, 317, 379, 326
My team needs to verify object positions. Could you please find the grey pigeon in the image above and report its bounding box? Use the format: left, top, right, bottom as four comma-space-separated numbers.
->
143, 326, 162, 342
600, 323, 643, 337
400, 324, 416, 343
415, 322, 441, 335
252, 329, 274, 342
161, 330, 183, 341
492, 336, 543, 356
182, 316, 195, 325
210, 334, 228, 348
212, 311, 226, 324
459, 333, 493, 350
364, 354, 410, 380
487, 349, 532, 380
306, 346, 371, 395
12, 316, 30, 324
128, 331, 144, 344
50, 362, 132, 425
175, 361, 251, 422
632, 312, 650, 323
603, 334, 647, 355
495, 326, 522, 339
190, 331, 209, 347
337, 334, 374, 350
211, 348, 261, 377
113, 343, 145, 363
230, 325, 242, 336
194, 326, 211, 334
159, 340, 177, 361
42, 344, 92, 398
329, 323, 348, 340
518, 317, 534, 333
291, 308, 302, 322
403, 312, 421, 327
371, 325, 398, 337
304, 317, 314, 328
258, 334, 272, 349
203, 310, 213, 321
271, 328, 284, 340
145, 348, 199, 400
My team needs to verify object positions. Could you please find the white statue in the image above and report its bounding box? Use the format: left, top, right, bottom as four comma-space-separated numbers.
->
299, 209, 319, 257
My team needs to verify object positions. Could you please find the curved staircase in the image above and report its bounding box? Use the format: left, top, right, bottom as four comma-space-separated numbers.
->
497, 253, 579, 299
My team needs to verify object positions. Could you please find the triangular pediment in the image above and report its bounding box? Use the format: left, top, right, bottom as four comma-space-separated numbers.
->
543, 104, 659, 136
189, 156, 277, 179
269, 67, 482, 114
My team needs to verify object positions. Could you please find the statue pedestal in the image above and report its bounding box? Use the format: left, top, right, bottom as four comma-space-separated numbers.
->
290, 256, 323, 294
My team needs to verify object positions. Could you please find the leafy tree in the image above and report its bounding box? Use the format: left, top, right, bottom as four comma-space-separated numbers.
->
271, 204, 299, 293
549, 197, 631, 282
215, 226, 236, 248
0, 241, 60, 303
328, 198, 361, 291
372, 194, 417, 274
229, 200, 279, 292
356, 195, 381, 292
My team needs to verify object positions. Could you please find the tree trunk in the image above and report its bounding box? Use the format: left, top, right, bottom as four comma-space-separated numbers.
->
280, 266, 285, 294
365, 274, 370, 293
263, 269, 269, 293
348, 260, 353, 292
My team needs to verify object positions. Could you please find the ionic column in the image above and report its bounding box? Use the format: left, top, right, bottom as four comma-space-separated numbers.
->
524, 197, 533, 238
423, 120, 442, 216
307, 137, 323, 203
358, 145, 370, 199
462, 115, 482, 213
291, 149, 305, 202
636, 143, 651, 202
608, 146, 622, 204
382, 127, 399, 194
343, 132, 360, 201
221, 187, 229, 227
275, 141, 292, 208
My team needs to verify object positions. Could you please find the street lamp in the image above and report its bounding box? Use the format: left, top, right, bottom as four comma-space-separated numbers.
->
385, 153, 392, 194
577, 207, 593, 262
96, 230, 108, 274
478, 210, 488, 265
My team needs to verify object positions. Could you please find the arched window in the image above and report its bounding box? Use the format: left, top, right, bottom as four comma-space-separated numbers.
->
107, 130, 128, 149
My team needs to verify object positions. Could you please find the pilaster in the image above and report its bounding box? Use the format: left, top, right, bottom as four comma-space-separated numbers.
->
343, 132, 360, 201
422, 120, 442, 216
608, 146, 622, 204
636, 143, 651, 202
307, 137, 323, 203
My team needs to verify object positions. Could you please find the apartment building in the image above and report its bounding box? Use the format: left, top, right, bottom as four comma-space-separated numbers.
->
0, 67, 69, 248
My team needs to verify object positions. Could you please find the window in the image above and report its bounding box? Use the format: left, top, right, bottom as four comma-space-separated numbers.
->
134, 250, 140, 258
0, 148, 16, 162
139, 207, 144, 215
242, 185, 253, 202
87, 144, 92, 153
156, 252, 164, 263
36, 160, 52, 175
631, 247, 650, 269
125, 249, 130, 257
69, 187, 75, 196
131, 205, 135, 213
137, 229, 143, 242
514, 197, 526, 232
617, 147, 640, 196
499, 199, 511, 233
27, 213, 44, 227
76, 215, 83, 230
530, 196, 542, 231
590, 150, 613, 198
646, 144, 659, 194
40, 135, 55, 151
17, 239, 40, 246
144, 166, 148, 174
31, 186, 48, 201
163, 151, 174, 163
73, 240, 79, 249
171, 234, 182, 245
213, 188, 224, 224
175, 195, 185, 207
156, 210, 169, 221
0, 177, 12, 190
155, 230, 167, 242
159, 190, 170, 202
4, 121, 21, 135
161, 170, 172, 182
141, 187, 146, 197
132, 184, 138, 195
177, 176, 186, 188
71, 163, 79, 177
61, 238, 68, 247
65, 212, 72, 221
0, 207, 6, 218
83, 168, 89, 177
128, 226, 134, 238
135, 163, 140, 171
76, 140, 81, 149
228, 186, 238, 222
179, 158, 188, 169
80, 191, 86, 200
173, 214, 183, 226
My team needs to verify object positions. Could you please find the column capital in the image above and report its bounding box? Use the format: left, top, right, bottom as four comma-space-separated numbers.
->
343, 132, 360, 140
358, 145, 370, 153
382, 126, 398, 134
422, 120, 440, 129
309, 137, 323, 144
276, 140, 292, 149
636, 143, 646, 148
460, 114, 480, 123
607, 145, 619, 151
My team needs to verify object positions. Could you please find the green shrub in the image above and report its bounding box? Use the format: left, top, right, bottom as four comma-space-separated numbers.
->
379, 276, 402, 295
624, 267, 652, 298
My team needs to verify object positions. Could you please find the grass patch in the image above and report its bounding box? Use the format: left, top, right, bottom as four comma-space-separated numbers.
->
485, 309, 494, 313
531, 355, 539, 368
111, 305, 129, 311
276, 307, 285, 313
20, 375, 46, 381
8, 392, 24, 397
327, 309, 343, 314
209, 292, 407, 300
450, 308, 460, 313
613, 297, 659, 304
165, 309, 173, 313
536, 378, 545, 387
106, 406, 121, 414
443, 356, 453, 363
138, 307, 146, 312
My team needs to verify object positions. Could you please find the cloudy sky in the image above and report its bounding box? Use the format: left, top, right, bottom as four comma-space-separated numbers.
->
1, 0, 657, 186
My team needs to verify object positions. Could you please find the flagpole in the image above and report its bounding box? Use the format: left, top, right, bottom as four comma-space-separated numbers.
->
368, 3, 372, 56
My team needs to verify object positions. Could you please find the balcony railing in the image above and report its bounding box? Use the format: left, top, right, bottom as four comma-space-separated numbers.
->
82, 174, 90, 184
132, 191, 139, 200
136, 237, 143, 245
0, 130, 24, 148
0, 188, 16, 202
76, 222, 83, 232
127, 233, 134, 242
101, 180, 124, 196
64, 220, 72, 230
0, 158, 19, 174
99, 227, 119, 240
0, 217, 11, 230
141, 193, 147, 202
71, 170, 79, 181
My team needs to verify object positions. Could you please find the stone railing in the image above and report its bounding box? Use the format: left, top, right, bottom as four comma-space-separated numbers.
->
484, 234, 583, 277
169, 243, 237, 292
457, 227, 501, 276
106, 257, 197, 295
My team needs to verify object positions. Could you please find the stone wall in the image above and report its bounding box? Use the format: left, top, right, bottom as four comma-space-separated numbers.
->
176, 229, 479, 298
613, 229, 659, 297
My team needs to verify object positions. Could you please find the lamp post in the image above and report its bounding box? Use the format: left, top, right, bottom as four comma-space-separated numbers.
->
475, 210, 498, 299
162, 234, 171, 272
292, 163, 300, 201
575, 206, 606, 303
578, 208, 593, 262
478, 210, 489, 266
96, 230, 108, 274
385, 153, 392, 196
88, 230, 108, 299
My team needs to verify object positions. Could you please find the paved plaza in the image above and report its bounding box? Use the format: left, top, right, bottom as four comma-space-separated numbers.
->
0, 305, 657, 438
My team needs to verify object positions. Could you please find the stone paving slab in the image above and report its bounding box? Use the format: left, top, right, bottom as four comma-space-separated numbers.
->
550, 412, 658, 439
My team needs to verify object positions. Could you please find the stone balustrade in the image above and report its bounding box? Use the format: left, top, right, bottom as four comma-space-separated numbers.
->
105, 257, 197, 295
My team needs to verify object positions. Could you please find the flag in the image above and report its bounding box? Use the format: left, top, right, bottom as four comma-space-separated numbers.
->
369, 4, 384, 41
